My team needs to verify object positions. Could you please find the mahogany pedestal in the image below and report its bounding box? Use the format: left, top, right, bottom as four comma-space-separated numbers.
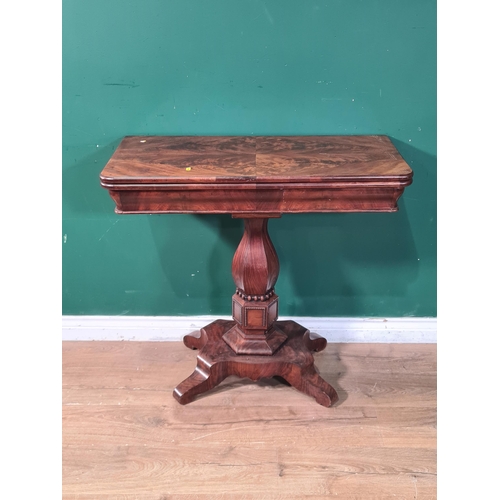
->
100, 135, 413, 407
174, 319, 337, 407
174, 216, 338, 407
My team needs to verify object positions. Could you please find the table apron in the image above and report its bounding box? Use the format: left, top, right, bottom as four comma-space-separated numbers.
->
107, 185, 406, 214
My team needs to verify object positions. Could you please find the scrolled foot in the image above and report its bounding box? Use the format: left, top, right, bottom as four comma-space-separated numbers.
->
173, 363, 227, 405
183, 328, 208, 350
303, 330, 327, 352
282, 367, 339, 407
173, 320, 339, 408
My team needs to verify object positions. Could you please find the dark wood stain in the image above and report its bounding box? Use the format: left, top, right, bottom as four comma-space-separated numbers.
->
174, 319, 338, 407
100, 135, 412, 214
100, 136, 413, 406
101, 135, 412, 184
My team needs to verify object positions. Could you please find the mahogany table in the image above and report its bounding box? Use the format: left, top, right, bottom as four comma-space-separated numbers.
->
100, 136, 413, 407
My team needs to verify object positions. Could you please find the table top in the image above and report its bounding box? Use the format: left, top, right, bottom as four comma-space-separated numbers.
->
100, 135, 412, 186
100, 136, 413, 214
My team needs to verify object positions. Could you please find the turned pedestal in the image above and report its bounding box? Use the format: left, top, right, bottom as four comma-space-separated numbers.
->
173, 215, 338, 406
100, 135, 413, 407
224, 217, 285, 356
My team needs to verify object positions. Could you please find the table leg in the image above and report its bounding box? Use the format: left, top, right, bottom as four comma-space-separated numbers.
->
173, 217, 339, 407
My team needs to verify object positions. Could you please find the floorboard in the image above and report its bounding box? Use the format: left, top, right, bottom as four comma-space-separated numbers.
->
63, 341, 436, 499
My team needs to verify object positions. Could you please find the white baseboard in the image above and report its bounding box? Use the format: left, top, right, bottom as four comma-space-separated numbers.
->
62, 315, 436, 343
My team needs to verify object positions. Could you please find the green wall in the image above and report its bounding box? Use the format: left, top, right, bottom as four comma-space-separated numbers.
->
63, 0, 436, 317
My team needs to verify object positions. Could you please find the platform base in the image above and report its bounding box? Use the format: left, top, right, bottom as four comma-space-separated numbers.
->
173, 319, 339, 407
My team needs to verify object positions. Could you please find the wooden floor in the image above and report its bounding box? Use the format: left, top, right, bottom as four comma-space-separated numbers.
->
62, 340, 436, 500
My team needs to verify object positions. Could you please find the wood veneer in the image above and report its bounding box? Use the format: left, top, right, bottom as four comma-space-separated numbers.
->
100, 135, 413, 406
100, 135, 412, 215
174, 320, 338, 407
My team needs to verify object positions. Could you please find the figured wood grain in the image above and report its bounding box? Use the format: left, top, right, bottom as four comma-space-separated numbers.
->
63, 341, 436, 499
232, 218, 279, 295
101, 135, 412, 184
100, 135, 412, 214
224, 218, 286, 354
174, 320, 338, 405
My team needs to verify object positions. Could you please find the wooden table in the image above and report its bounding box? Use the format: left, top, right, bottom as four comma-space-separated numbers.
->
100, 136, 413, 407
